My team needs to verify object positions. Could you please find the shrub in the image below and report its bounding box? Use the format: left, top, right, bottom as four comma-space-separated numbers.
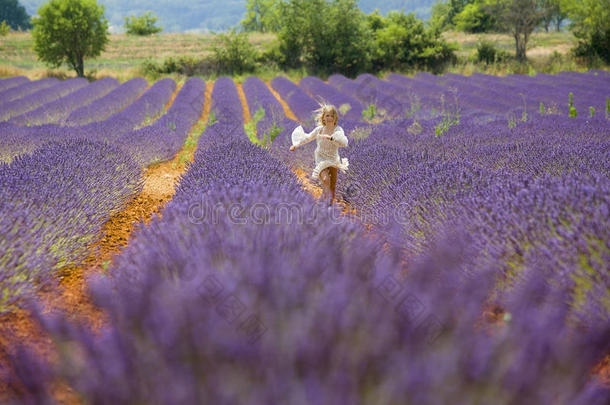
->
476, 40, 510, 65
211, 29, 258, 75
124, 11, 162, 36
563, 0, 610, 65
372, 11, 456, 73
141, 56, 216, 78
0, 20, 9, 36
277, 0, 372, 77
454, 2, 496, 33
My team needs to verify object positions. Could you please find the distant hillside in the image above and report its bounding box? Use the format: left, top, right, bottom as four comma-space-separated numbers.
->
20, 0, 436, 33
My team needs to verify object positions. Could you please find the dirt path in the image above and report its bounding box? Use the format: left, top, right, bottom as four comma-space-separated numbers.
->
266, 81, 299, 122
235, 82, 252, 124
0, 81, 215, 403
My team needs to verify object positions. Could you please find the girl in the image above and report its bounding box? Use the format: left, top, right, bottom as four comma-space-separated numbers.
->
289, 104, 349, 205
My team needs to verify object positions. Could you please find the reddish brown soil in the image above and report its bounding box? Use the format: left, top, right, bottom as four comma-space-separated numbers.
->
235, 82, 252, 124
593, 355, 610, 387
265, 81, 299, 122
0, 81, 214, 404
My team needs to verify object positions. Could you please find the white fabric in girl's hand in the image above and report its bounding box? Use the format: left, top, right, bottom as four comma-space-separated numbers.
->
291, 125, 308, 146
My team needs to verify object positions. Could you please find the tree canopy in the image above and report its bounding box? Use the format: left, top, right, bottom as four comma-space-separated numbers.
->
32, 0, 108, 77
561, 0, 610, 64
0, 0, 31, 30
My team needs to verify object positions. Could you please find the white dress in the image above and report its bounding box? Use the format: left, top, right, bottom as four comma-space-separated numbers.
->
291, 125, 349, 179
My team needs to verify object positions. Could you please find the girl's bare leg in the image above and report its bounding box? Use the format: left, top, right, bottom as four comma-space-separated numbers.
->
329, 167, 338, 205
319, 169, 330, 200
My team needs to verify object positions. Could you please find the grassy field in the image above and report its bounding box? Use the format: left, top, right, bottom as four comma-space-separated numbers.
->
0, 30, 606, 81
0, 32, 276, 81
444, 30, 576, 59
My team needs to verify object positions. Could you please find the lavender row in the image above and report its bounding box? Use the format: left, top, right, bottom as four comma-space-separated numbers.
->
82, 77, 176, 143
0, 78, 58, 107
210, 76, 244, 126
299, 76, 364, 122
0, 76, 28, 92
0, 139, 142, 314
242, 76, 285, 122
8, 77, 119, 126
241, 76, 317, 172
1, 78, 89, 122
0, 78, 174, 163
117, 77, 206, 167
242, 76, 293, 145
64, 77, 148, 126
329, 73, 408, 120
383, 73, 454, 118
426, 72, 608, 117
270, 76, 319, 124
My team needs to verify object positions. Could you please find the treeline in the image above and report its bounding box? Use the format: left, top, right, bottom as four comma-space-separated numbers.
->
158, 0, 452, 78
428, 0, 609, 64
145, 0, 456, 78
4, 0, 608, 78
228, 0, 609, 76
0, 0, 31, 30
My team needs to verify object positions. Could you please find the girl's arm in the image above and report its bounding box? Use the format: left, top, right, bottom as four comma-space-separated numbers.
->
294, 126, 319, 148
329, 127, 348, 147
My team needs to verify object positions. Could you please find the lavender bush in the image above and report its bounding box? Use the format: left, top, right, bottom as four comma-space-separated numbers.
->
0, 78, 58, 107
117, 77, 206, 167
8, 77, 119, 126
1, 78, 88, 122
0, 76, 28, 92
64, 78, 148, 126
0, 139, 142, 314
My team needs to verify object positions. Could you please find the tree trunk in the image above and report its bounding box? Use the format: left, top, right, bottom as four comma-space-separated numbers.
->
515, 34, 522, 61
515, 33, 527, 61
75, 57, 85, 77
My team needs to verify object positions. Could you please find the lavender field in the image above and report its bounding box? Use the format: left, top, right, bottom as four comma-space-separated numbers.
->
0, 70, 609, 404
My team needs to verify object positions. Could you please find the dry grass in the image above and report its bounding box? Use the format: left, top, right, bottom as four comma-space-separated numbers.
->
0, 32, 276, 81
0, 30, 605, 81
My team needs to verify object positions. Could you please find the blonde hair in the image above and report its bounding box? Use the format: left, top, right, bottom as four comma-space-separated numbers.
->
315, 103, 338, 126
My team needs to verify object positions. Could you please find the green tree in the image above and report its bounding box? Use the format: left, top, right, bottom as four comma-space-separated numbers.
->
453, 1, 496, 32
448, 0, 474, 24
365, 8, 386, 31
537, 0, 567, 32
561, 0, 610, 64
429, 1, 452, 32
487, 0, 542, 61
124, 11, 163, 35
550, 0, 568, 31
241, 0, 281, 32
0, 0, 31, 30
32, 0, 108, 77
373, 11, 456, 72
277, 0, 371, 77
